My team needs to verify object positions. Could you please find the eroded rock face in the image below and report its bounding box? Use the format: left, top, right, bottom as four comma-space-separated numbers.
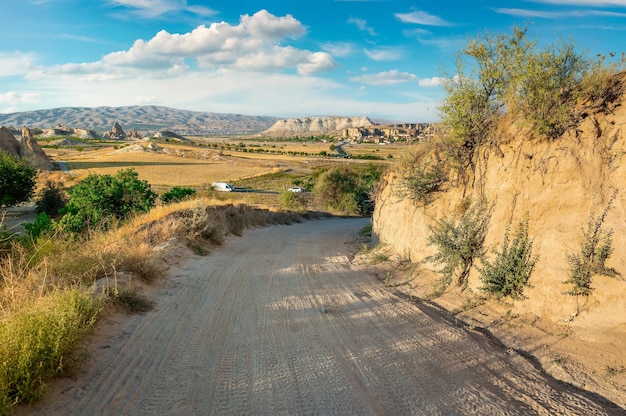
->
0, 126, 21, 158
20, 126, 55, 170
263, 116, 375, 136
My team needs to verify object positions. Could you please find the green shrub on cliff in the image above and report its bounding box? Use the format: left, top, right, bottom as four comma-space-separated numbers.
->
479, 219, 538, 300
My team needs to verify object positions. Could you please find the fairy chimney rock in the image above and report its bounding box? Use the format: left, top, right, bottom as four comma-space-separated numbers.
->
19, 127, 55, 170
110, 122, 126, 139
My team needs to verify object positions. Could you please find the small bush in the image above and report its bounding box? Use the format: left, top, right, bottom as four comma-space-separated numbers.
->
479, 219, 538, 300
35, 181, 67, 216
280, 189, 306, 212
402, 162, 447, 206
112, 288, 153, 313
161, 186, 196, 204
426, 200, 492, 291
23, 212, 53, 241
565, 194, 619, 296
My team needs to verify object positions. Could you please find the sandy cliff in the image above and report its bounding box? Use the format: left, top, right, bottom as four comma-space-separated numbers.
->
373, 81, 626, 406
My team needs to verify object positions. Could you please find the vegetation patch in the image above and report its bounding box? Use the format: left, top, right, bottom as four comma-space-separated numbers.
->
564, 192, 620, 296
426, 200, 492, 293
479, 218, 538, 300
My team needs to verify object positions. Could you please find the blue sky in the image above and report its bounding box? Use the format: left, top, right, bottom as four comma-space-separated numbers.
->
0, 1, 625, 122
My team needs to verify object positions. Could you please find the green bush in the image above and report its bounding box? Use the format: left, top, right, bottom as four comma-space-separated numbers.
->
0, 151, 37, 208
58, 168, 157, 233
402, 161, 447, 206
161, 186, 196, 204
479, 219, 538, 300
565, 195, 619, 296
280, 189, 306, 212
426, 200, 492, 291
23, 213, 53, 241
313, 165, 382, 216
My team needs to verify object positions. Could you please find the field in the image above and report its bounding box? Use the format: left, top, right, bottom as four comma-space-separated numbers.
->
43, 137, 409, 196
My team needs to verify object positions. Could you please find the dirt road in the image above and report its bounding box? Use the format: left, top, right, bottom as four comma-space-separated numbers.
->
20, 218, 622, 415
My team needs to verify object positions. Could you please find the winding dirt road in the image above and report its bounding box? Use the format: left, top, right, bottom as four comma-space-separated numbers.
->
21, 218, 623, 415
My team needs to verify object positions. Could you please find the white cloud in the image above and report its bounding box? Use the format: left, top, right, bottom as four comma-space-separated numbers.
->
321, 42, 355, 57
0, 91, 41, 104
418, 77, 445, 87
348, 17, 377, 36
108, 0, 216, 19
395, 10, 453, 26
494, 8, 626, 18
0, 52, 37, 77
364, 48, 402, 61
34, 10, 336, 79
350, 70, 418, 85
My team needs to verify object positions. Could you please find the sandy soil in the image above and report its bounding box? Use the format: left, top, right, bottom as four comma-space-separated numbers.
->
16, 218, 623, 415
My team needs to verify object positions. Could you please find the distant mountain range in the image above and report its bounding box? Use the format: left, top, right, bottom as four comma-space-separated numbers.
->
0, 105, 280, 136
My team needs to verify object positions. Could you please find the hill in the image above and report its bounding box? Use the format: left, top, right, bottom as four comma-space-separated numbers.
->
372, 73, 626, 407
0, 106, 279, 136
263, 116, 374, 136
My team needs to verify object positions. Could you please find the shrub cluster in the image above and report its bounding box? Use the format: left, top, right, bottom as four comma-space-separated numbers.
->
426, 200, 492, 291
565, 194, 619, 296
0, 152, 36, 208
479, 219, 538, 300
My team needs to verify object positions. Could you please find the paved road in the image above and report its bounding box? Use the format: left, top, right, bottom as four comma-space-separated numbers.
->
20, 218, 623, 415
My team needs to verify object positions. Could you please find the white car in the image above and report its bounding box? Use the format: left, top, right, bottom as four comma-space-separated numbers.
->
288, 186, 303, 193
212, 182, 235, 192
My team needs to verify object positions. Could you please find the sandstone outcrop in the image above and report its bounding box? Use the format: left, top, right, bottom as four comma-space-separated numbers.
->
0, 126, 21, 158
106, 122, 126, 139
20, 126, 55, 170
263, 116, 374, 136
0, 126, 54, 170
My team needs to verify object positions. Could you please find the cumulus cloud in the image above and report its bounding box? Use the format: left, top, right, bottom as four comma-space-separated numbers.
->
350, 70, 418, 85
39, 10, 337, 79
418, 77, 445, 87
395, 10, 453, 26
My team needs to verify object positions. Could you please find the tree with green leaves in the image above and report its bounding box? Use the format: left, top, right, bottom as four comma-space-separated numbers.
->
58, 168, 156, 233
0, 151, 37, 208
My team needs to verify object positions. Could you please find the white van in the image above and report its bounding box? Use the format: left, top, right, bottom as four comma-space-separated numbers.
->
211, 182, 235, 192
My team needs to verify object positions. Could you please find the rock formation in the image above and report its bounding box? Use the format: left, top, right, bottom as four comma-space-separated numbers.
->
128, 129, 141, 140
263, 116, 375, 136
0, 126, 54, 170
106, 122, 126, 139
0, 126, 21, 158
20, 126, 55, 170
153, 130, 188, 142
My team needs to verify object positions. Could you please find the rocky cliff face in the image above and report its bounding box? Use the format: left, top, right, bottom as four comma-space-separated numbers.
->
263, 116, 374, 136
373, 82, 626, 403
